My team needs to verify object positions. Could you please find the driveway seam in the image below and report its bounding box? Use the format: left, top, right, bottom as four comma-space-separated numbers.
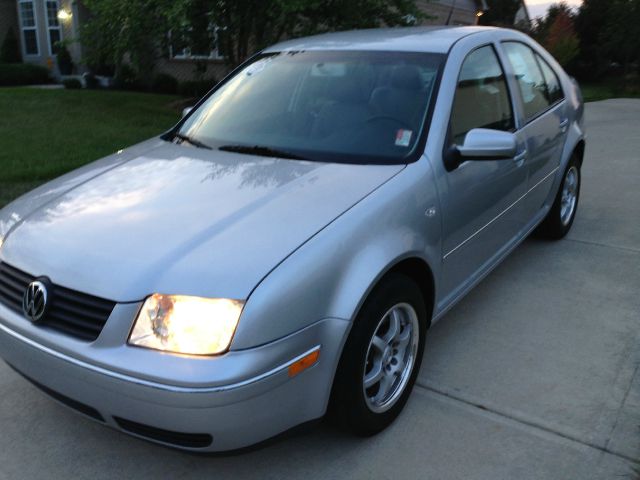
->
415, 380, 640, 465
564, 237, 640, 254
604, 361, 640, 452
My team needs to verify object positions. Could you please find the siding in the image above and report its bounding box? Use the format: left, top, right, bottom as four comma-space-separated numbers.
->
417, 0, 481, 26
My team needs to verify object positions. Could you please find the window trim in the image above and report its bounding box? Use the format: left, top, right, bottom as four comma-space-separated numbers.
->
43, 0, 63, 57
18, 0, 40, 57
446, 42, 518, 149
167, 27, 224, 61
534, 52, 565, 107
500, 41, 567, 127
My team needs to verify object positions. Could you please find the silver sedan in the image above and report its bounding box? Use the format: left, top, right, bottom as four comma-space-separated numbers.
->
0, 26, 585, 451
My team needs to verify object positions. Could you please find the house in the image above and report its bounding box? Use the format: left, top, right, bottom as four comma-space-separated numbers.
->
3, 0, 529, 82
417, 0, 489, 26
514, 1, 532, 29
479, 0, 531, 29
3, 0, 89, 76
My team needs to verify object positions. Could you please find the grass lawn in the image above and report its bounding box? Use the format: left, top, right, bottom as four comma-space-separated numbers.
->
581, 82, 640, 102
0, 88, 181, 207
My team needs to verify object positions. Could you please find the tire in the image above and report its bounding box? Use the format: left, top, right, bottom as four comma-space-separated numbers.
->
329, 273, 428, 436
536, 156, 581, 240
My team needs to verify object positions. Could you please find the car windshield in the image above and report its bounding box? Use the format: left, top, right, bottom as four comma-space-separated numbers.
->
177, 50, 445, 164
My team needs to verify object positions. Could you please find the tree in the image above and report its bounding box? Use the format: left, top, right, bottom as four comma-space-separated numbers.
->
0, 27, 21, 63
574, 0, 640, 79
532, 2, 574, 42
533, 3, 579, 68
599, 0, 640, 77
81, 0, 176, 83
81, 0, 423, 82
478, 0, 523, 28
173, 0, 423, 66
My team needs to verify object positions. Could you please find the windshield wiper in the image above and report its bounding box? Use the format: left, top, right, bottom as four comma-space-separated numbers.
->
173, 133, 212, 150
219, 144, 307, 160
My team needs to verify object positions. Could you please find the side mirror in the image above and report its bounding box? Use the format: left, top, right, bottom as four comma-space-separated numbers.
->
457, 128, 517, 160
182, 106, 194, 118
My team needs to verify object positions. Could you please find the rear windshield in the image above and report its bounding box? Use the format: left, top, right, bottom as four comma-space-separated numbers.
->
178, 50, 445, 164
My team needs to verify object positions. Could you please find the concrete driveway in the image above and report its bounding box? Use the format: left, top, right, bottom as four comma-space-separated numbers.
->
0, 99, 638, 479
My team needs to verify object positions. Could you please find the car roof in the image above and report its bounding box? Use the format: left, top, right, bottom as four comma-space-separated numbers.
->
264, 26, 498, 55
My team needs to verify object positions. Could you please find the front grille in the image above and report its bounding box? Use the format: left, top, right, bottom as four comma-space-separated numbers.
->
0, 262, 116, 342
114, 417, 213, 449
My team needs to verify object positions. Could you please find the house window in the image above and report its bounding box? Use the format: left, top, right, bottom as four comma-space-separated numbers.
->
44, 0, 63, 55
168, 26, 223, 60
18, 0, 39, 56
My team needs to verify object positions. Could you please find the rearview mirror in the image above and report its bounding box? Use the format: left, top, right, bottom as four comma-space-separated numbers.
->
182, 106, 193, 118
457, 128, 517, 160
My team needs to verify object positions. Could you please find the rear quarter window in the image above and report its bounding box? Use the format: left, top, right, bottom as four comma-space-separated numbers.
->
536, 55, 565, 105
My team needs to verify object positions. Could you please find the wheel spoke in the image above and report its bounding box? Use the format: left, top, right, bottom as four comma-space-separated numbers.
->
372, 371, 394, 404
364, 362, 384, 389
371, 335, 386, 354
384, 309, 401, 344
397, 323, 411, 343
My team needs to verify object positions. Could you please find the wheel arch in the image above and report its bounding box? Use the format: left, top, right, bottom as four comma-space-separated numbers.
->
573, 139, 586, 168
347, 255, 437, 333
383, 257, 436, 324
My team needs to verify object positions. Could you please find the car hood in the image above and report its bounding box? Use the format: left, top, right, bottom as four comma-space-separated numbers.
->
0, 142, 403, 302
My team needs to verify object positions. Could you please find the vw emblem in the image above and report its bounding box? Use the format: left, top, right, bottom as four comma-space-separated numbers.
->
22, 281, 48, 322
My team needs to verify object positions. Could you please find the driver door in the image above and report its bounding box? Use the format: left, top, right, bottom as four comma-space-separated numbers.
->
440, 44, 528, 301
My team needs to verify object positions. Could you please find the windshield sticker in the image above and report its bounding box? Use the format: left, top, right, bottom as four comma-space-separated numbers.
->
395, 129, 413, 147
245, 58, 273, 77
311, 62, 347, 77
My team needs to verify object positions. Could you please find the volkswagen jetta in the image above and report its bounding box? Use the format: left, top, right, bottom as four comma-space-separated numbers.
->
0, 26, 585, 451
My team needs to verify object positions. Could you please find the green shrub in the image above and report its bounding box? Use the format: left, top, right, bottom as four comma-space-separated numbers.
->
63, 78, 82, 89
0, 28, 20, 63
84, 73, 99, 89
178, 78, 217, 98
113, 64, 142, 90
0, 63, 51, 86
56, 44, 73, 75
152, 73, 178, 94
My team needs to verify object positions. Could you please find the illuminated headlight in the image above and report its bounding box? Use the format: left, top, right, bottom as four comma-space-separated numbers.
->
128, 294, 244, 355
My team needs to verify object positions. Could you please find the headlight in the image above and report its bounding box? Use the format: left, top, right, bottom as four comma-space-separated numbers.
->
128, 294, 244, 355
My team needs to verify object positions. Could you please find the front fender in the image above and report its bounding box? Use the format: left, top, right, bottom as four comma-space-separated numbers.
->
231, 157, 442, 350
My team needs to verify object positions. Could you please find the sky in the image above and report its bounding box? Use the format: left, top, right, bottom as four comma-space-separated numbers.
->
525, 0, 583, 19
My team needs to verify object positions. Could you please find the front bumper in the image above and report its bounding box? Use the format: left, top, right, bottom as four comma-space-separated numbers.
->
0, 304, 349, 452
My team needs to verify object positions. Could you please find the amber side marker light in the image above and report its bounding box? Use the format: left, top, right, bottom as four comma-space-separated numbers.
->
288, 349, 320, 377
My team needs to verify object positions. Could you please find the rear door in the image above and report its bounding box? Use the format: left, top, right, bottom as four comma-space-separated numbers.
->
440, 44, 528, 298
500, 42, 568, 220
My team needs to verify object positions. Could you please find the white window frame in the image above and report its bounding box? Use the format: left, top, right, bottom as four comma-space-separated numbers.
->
168, 26, 224, 61
17, 0, 40, 57
43, 0, 63, 56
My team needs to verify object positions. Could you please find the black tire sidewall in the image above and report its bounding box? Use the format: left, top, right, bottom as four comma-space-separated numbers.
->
330, 273, 428, 436
538, 156, 581, 239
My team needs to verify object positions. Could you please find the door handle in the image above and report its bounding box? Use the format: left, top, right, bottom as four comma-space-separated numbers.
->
513, 150, 527, 163
559, 119, 569, 133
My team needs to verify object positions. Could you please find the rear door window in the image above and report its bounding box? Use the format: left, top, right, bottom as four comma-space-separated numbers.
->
503, 42, 552, 122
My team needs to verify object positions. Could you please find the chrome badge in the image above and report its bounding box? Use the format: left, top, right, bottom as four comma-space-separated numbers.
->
22, 281, 48, 322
